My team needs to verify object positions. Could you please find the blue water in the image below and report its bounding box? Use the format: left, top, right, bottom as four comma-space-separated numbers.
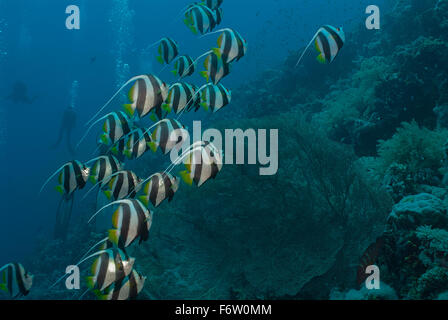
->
0, 0, 388, 289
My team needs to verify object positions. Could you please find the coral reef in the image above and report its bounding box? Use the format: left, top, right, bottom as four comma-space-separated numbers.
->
22, 0, 448, 299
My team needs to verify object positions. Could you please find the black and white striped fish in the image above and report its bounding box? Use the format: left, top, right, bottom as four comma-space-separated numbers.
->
138, 172, 179, 208
123, 74, 169, 120
102, 170, 141, 201
152, 119, 188, 155
123, 128, 153, 160
163, 83, 199, 114
172, 55, 195, 79
50, 161, 90, 196
109, 199, 153, 247
201, 51, 231, 84
99, 111, 134, 146
0, 263, 33, 298
86, 248, 135, 292
88, 155, 122, 185
180, 141, 223, 187
199, 83, 231, 113
96, 269, 146, 301
213, 28, 247, 64
296, 25, 345, 66
184, 4, 219, 35
202, 0, 223, 10
156, 38, 179, 65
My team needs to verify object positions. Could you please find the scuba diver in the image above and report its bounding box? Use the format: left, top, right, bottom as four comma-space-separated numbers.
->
5, 81, 37, 104
51, 80, 79, 156
50, 106, 77, 156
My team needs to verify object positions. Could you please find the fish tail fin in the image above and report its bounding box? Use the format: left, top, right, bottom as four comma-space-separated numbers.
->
89, 175, 98, 185
100, 134, 111, 146
316, 54, 326, 64
104, 190, 112, 200
123, 104, 135, 118
162, 103, 171, 113
200, 71, 209, 82
55, 185, 64, 195
212, 48, 222, 59
108, 229, 120, 246
138, 196, 150, 208
86, 276, 96, 290
201, 102, 209, 112
0, 283, 7, 293
180, 170, 193, 186
147, 141, 158, 153
123, 148, 132, 159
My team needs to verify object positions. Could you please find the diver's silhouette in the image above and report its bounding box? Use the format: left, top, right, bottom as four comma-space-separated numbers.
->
51, 106, 77, 156
5, 81, 37, 104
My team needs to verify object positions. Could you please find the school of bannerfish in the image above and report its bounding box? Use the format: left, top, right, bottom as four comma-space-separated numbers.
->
0, 0, 346, 300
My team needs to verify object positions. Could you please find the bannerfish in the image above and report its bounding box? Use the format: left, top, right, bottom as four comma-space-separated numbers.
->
102, 170, 142, 201
202, 51, 231, 84
123, 128, 153, 160
184, 4, 220, 35
172, 55, 196, 79
85, 248, 135, 292
100, 112, 134, 146
151, 119, 188, 155
40, 160, 90, 196
77, 111, 134, 150
162, 83, 199, 114
88, 199, 152, 248
87, 155, 122, 185
295, 25, 345, 67
84, 74, 168, 128
156, 38, 179, 65
178, 141, 223, 187
138, 172, 180, 208
198, 83, 231, 113
96, 269, 146, 301
204, 28, 247, 64
0, 263, 33, 298
124, 75, 169, 120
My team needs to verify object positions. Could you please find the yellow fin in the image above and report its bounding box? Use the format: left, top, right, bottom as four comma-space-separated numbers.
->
108, 229, 120, 246
201, 102, 209, 112
138, 195, 150, 208
104, 190, 112, 200
128, 84, 136, 102
112, 209, 120, 228
123, 104, 135, 117
212, 48, 222, 59
0, 283, 8, 293
200, 71, 209, 82
55, 185, 64, 195
162, 103, 171, 113
180, 170, 193, 186
147, 141, 158, 153
89, 175, 97, 185
86, 276, 96, 290
316, 54, 326, 64
156, 55, 164, 65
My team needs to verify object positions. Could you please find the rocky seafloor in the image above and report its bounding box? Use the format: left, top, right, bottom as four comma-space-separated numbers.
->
7, 0, 448, 300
